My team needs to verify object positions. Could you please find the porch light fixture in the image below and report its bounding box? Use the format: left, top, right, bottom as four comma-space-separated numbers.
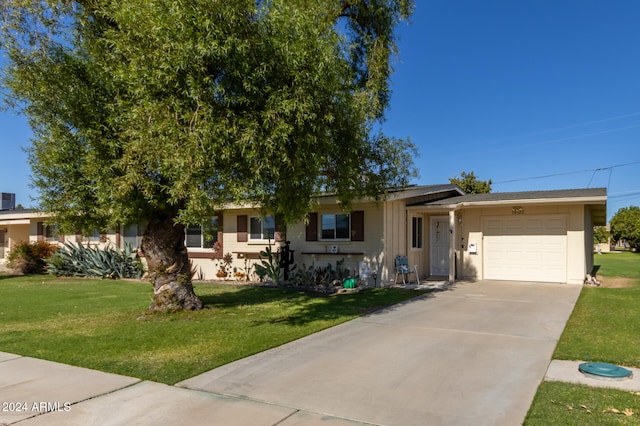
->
458, 213, 462, 224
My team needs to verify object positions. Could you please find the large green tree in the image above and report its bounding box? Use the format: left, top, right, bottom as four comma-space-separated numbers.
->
449, 171, 492, 194
1, 0, 417, 310
609, 206, 640, 247
593, 226, 610, 244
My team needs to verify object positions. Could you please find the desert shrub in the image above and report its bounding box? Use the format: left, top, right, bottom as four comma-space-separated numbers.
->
47, 242, 144, 279
7, 241, 58, 275
254, 244, 282, 285
292, 259, 350, 288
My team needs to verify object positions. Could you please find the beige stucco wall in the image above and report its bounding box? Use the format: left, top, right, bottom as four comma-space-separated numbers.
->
8, 224, 30, 253
290, 202, 387, 285
27, 220, 118, 250
0, 224, 30, 261
0, 215, 119, 263
1, 196, 601, 286
189, 203, 391, 283
454, 203, 590, 284
189, 208, 260, 281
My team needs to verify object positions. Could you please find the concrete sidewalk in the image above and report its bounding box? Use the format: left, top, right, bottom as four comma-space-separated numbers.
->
0, 352, 353, 426
0, 280, 598, 425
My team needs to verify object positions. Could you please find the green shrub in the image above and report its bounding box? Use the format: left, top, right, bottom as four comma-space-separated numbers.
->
47, 242, 144, 279
7, 241, 58, 275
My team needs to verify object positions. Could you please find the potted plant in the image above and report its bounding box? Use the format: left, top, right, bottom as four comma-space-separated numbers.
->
216, 253, 234, 279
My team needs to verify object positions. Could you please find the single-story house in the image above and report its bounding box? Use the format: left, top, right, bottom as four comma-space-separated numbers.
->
0, 209, 136, 261
0, 185, 607, 285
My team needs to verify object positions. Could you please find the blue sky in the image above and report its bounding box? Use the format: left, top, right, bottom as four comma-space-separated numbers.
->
2, 0, 640, 220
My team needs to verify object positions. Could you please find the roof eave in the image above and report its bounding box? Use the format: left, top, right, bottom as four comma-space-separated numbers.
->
461, 195, 608, 207
408, 195, 607, 211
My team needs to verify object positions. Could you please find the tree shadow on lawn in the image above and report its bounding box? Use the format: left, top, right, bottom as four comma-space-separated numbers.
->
199, 285, 436, 326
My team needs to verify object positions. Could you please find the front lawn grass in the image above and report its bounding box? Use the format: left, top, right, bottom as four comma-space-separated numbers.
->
0, 274, 425, 384
526, 382, 640, 425
524, 251, 640, 425
554, 251, 640, 366
594, 251, 640, 278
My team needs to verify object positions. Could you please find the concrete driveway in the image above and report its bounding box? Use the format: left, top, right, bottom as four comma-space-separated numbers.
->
178, 280, 581, 425
1, 280, 581, 426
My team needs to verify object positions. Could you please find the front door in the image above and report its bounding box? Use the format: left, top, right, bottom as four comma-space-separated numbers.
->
430, 216, 449, 276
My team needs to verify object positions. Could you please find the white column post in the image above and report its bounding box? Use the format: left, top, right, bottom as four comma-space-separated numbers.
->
449, 210, 456, 283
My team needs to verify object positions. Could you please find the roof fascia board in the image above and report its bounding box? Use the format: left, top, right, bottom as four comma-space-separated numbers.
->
459, 196, 607, 207
0, 219, 31, 225
407, 204, 458, 211
0, 211, 46, 220
408, 195, 607, 211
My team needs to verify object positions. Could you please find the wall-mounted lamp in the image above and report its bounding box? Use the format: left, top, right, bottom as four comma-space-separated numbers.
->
458, 213, 462, 224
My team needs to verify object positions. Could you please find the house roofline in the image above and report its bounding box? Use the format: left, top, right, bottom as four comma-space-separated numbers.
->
406, 188, 607, 225
408, 194, 607, 210
226, 184, 464, 210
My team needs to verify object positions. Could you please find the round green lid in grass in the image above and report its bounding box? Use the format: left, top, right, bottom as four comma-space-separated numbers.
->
579, 362, 633, 381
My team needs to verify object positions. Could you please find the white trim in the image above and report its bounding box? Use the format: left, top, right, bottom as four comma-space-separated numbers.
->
0, 219, 30, 225
319, 213, 351, 242
248, 215, 275, 242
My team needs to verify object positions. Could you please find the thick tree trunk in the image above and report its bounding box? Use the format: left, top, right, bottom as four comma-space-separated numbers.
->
141, 215, 203, 311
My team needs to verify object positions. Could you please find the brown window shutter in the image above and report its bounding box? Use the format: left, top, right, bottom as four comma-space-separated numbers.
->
274, 214, 285, 242
237, 215, 248, 242
213, 213, 224, 259
351, 211, 364, 241
306, 212, 318, 241
36, 222, 44, 241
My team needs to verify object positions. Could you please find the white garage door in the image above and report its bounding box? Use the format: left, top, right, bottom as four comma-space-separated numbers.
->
483, 215, 567, 283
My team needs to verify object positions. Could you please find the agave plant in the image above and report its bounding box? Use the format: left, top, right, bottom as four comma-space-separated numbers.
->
47, 242, 144, 279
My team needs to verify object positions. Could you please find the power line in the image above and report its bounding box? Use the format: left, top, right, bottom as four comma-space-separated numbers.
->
430, 112, 640, 155
608, 190, 640, 200
504, 124, 640, 151
493, 160, 640, 185
513, 111, 640, 138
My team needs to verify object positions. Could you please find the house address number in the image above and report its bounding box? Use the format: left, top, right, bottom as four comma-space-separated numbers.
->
512, 207, 525, 215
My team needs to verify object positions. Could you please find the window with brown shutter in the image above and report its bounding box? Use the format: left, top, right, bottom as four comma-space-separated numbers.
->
213, 213, 224, 259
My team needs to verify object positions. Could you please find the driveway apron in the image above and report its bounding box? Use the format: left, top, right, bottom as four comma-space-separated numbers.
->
179, 280, 581, 426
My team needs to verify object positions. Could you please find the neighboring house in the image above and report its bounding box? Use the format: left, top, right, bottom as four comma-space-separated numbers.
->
0, 185, 607, 285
